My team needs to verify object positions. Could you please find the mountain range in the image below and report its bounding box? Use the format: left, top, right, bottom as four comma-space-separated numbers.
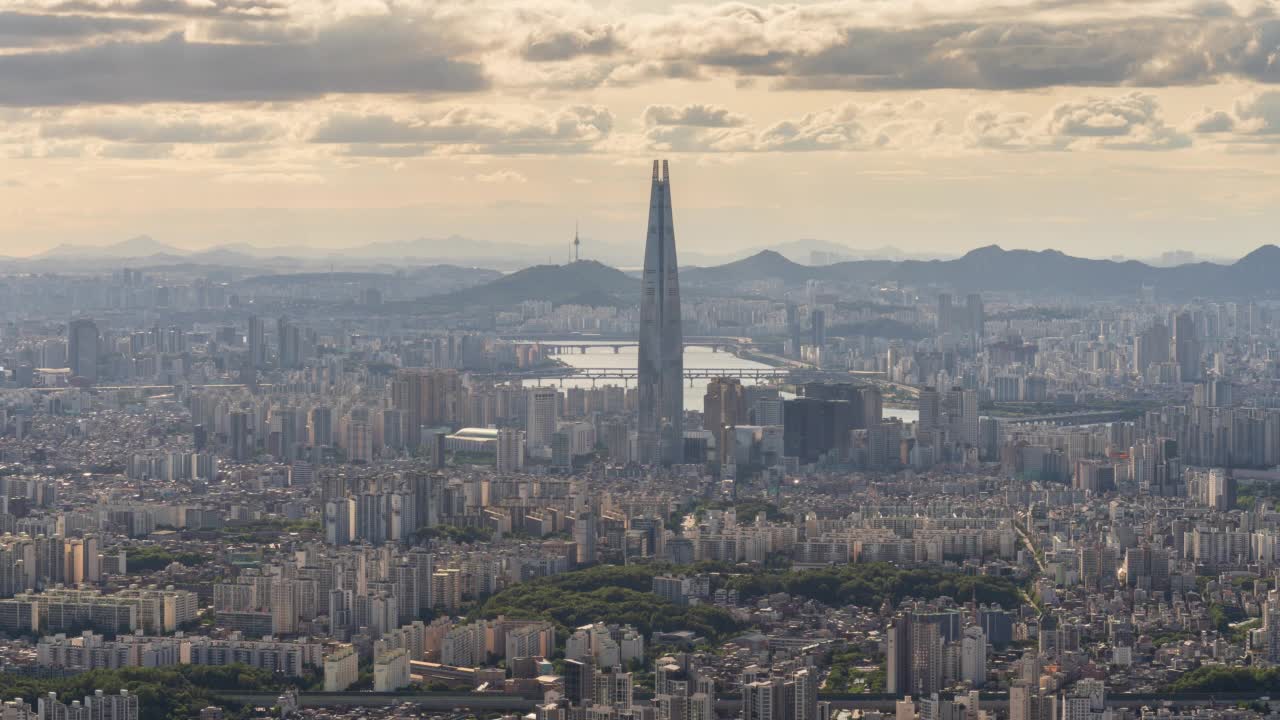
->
6, 236, 1278, 300
435, 244, 1280, 307
9, 234, 949, 271
10, 234, 1240, 272
430, 260, 636, 308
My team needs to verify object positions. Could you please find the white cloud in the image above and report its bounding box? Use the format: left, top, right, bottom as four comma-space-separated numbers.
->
41, 111, 281, 143
216, 171, 324, 184
1183, 90, 1280, 147
1043, 93, 1191, 150
642, 104, 746, 128
641, 99, 944, 153
965, 109, 1037, 151
1187, 107, 1237, 133
475, 169, 527, 183
312, 104, 614, 155
1234, 91, 1280, 135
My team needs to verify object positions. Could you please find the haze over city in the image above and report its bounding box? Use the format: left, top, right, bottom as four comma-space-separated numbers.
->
7, 2, 1280, 720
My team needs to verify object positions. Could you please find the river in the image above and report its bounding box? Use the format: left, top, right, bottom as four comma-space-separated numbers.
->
532, 344, 917, 422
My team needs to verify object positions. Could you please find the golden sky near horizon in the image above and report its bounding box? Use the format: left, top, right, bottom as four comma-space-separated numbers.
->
1, 0, 1279, 260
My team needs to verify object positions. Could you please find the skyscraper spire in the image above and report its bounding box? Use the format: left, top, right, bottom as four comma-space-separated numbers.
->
638, 159, 683, 465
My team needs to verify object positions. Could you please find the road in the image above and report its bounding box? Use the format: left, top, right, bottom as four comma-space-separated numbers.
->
217, 690, 1277, 715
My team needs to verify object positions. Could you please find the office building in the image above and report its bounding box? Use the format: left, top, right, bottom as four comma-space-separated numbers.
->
1173, 311, 1200, 382
526, 388, 559, 451
68, 318, 99, 382
638, 159, 684, 465
247, 315, 266, 369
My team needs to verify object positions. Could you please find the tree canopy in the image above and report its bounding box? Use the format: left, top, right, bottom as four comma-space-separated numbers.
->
1, 664, 289, 720
478, 564, 741, 642
724, 562, 1022, 608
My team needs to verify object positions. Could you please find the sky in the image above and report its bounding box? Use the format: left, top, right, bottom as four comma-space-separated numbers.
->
1, 0, 1280, 260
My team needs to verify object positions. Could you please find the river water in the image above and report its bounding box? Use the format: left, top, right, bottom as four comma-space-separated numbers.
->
533, 344, 917, 423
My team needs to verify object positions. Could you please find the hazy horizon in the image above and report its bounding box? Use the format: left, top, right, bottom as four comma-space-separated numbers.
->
0, 231, 1264, 266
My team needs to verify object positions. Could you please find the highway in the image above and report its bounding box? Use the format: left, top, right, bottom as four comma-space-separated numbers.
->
216, 690, 1278, 715
214, 692, 537, 711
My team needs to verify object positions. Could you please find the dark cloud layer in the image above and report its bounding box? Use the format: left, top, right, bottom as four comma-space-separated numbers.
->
0, 17, 485, 105
773, 18, 1280, 90
41, 0, 287, 19
0, 10, 161, 47
522, 27, 619, 62
0, 1, 1278, 108
41, 115, 280, 143
310, 105, 614, 155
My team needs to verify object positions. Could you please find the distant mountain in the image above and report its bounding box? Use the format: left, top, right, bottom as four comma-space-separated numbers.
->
187, 247, 260, 265
679, 244, 1280, 298
739, 239, 946, 264
684, 250, 817, 285
243, 265, 503, 298
879, 245, 1189, 294
35, 235, 187, 259
16, 237, 1280, 300
351, 236, 556, 266
433, 260, 635, 308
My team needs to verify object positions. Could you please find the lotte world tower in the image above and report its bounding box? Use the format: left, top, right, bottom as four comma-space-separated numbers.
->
637, 159, 684, 466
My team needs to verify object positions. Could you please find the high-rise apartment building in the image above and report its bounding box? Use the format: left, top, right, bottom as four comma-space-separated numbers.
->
391, 369, 463, 446
496, 428, 526, 473
704, 378, 746, 465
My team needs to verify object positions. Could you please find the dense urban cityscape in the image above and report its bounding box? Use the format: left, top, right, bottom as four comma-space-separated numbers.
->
0, 156, 1279, 720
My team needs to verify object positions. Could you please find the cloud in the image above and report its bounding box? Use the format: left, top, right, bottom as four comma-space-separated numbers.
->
1188, 108, 1237, 133
1181, 90, 1280, 146
1043, 93, 1191, 150
965, 109, 1036, 151
99, 142, 174, 158
756, 105, 869, 151
640, 99, 942, 153
602, 4, 1280, 92
216, 171, 323, 184
0, 11, 161, 47
0, 16, 486, 105
334, 144, 429, 158
643, 104, 747, 128
4, 0, 1280, 107
475, 169, 527, 183
38, 0, 287, 19
522, 26, 619, 62
1234, 91, 1280, 134
311, 105, 614, 155
41, 112, 281, 143
961, 92, 1191, 151
645, 125, 758, 153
